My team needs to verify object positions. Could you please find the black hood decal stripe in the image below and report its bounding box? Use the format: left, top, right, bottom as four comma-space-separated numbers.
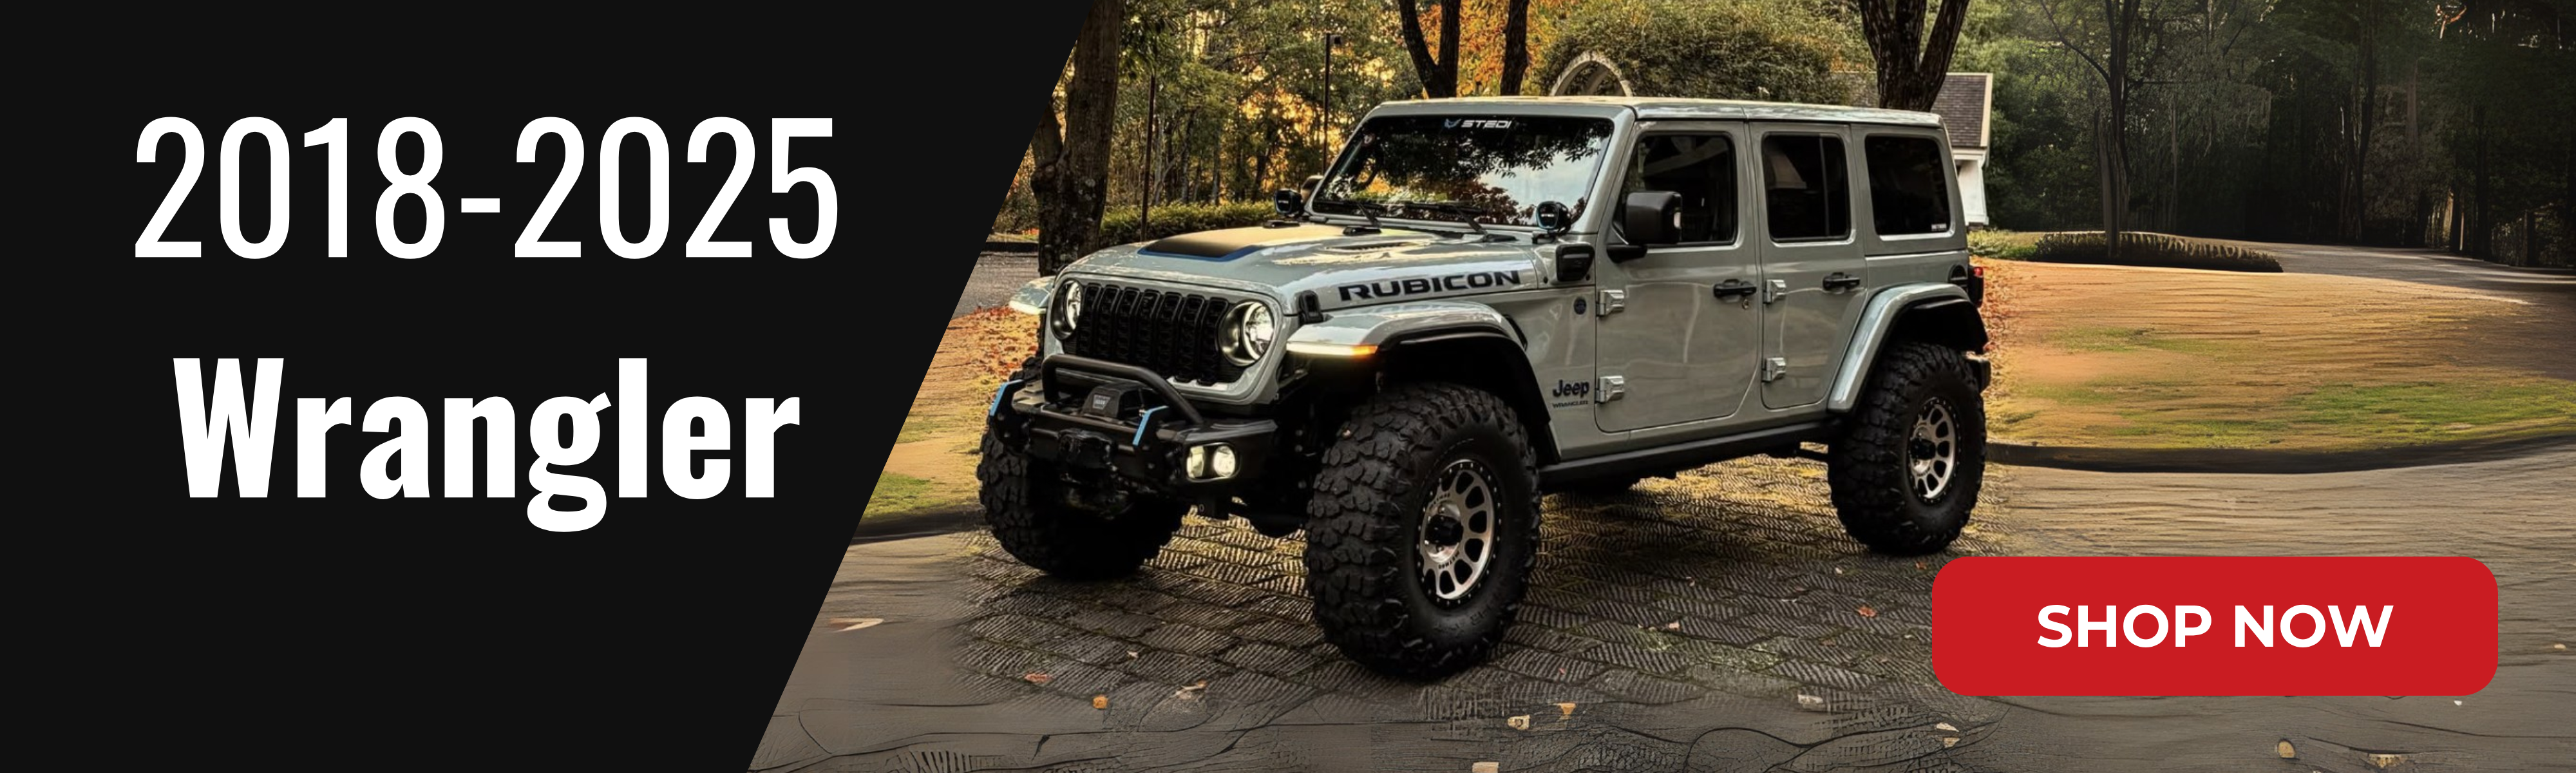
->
1141, 224, 1376, 261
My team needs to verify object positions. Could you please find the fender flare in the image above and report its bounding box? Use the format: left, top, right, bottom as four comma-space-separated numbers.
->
1006, 276, 1056, 315
1281, 300, 1522, 352
1824, 283, 1983, 413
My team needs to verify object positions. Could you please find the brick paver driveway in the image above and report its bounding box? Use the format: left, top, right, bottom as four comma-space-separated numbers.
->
761, 447, 2575, 771
761, 456, 2016, 772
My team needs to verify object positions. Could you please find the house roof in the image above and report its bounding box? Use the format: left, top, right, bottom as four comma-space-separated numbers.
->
1931, 74, 1993, 149
1833, 73, 1992, 149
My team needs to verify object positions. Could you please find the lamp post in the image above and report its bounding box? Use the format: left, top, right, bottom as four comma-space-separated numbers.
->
1320, 32, 1344, 155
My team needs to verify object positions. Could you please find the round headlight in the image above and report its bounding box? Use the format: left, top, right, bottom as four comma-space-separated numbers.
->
1054, 281, 1084, 335
1221, 301, 1275, 365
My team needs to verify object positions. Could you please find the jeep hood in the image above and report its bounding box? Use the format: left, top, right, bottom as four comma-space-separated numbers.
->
1063, 224, 1547, 310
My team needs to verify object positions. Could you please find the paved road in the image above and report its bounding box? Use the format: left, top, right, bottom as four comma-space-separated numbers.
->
2221, 239, 2575, 300
955, 252, 1037, 318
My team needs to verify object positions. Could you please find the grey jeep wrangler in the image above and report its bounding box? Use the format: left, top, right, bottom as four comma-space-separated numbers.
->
985, 97, 1990, 678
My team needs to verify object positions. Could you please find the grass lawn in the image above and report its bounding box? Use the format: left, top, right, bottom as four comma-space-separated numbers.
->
860, 309, 1036, 524
1979, 260, 2576, 451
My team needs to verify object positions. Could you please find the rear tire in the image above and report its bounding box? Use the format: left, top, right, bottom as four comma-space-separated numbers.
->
1827, 341, 1984, 555
1303, 383, 1541, 678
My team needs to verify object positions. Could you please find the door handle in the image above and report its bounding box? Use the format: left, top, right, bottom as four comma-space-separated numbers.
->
1712, 278, 1756, 300
1823, 272, 1862, 292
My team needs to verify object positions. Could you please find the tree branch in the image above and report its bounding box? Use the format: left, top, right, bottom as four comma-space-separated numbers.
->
1395, 0, 1445, 97
2037, 0, 2115, 84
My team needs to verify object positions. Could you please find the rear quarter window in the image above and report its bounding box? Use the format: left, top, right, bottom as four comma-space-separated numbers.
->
1862, 135, 1953, 236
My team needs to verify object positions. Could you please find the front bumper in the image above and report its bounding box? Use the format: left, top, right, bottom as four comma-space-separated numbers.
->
987, 354, 1278, 495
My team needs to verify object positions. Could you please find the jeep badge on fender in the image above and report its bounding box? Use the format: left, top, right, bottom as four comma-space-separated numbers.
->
983, 99, 1991, 680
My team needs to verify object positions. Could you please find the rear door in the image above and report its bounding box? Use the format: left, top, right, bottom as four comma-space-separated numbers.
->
1593, 122, 1761, 433
1752, 124, 1869, 410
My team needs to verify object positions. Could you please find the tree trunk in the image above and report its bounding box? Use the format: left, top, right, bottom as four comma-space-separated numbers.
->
1141, 72, 1157, 236
1499, 0, 1531, 96
2445, 191, 2461, 253
2096, 0, 2139, 260
2524, 209, 2539, 267
1032, 0, 1124, 275
1860, 0, 1971, 111
2339, 2, 2378, 243
2473, 102, 2491, 260
1396, 0, 1461, 98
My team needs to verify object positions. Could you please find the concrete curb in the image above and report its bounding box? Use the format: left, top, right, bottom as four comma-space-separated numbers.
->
1988, 432, 2576, 474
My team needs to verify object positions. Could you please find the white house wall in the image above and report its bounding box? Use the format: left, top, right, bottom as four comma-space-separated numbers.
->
1955, 150, 1989, 227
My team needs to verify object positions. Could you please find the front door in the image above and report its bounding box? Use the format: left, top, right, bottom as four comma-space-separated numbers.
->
1594, 124, 1761, 433
1752, 125, 1870, 409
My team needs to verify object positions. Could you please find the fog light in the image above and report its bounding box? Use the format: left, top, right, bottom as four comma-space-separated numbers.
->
1186, 445, 1209, 479
1208, 445, 1238, 478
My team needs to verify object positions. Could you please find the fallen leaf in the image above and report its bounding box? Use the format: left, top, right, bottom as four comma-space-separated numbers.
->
1093, 694, 1110, 709
1940, 737, 1959, 749
1795, 694, 1825, 711
2277, 740, 2296, 758
1664, 621, 1681, 630
1935, 722, 1958, 732
1023, 673, 1053, 685
1555, 702, 1577, 717
1857, 606, 1879, 618
829, 618, 884, 631
2453, 700, 2463, 705
1128, 651, 1141, 659
1915, 561, 1927, 570
1506, 714, 1532, 730
1472, 763, 1500, 773
2365, 753, 2403, 768
1833, 567, 1845, 575
2555, 643, 2566, 650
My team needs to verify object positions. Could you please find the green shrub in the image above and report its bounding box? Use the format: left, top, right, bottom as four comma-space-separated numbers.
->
1967, 229, 2038, 261
2031, 231, 2283, 272
1097, 201, 1278, 245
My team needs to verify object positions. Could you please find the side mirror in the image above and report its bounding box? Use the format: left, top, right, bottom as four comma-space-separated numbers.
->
1302, 174, 1325, 198
1620, 191, 1683, 247
1533, 201, 1574, 233
1273, 188, 1303, 217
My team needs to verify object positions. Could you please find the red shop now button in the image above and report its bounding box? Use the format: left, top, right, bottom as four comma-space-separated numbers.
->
1932, 557, 2496, 696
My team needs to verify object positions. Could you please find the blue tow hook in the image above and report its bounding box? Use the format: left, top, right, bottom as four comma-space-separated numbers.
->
988, 379, 1023, 419
1132, 406, 1167, 447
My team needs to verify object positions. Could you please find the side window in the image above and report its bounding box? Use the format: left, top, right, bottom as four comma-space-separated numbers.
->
1620, 133, 1737, 243
1761, 134, 1851, 242
1863, 135, 1953, 235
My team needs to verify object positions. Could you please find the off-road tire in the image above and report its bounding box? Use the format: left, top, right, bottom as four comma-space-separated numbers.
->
1303, 383, 1542, 678
976, 361, 1189, 580
1827, 341, 1985, 555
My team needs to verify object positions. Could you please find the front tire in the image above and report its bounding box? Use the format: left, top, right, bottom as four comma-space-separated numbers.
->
1827, 341, 1985, 555
976, 430, 1188, 580
1303, 383, 1541, 678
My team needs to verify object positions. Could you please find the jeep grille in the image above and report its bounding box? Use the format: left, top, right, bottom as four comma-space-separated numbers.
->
1065, 282, 1247, 385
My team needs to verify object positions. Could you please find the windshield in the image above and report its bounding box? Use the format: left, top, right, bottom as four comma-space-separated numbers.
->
1311, 115, 1613, 227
